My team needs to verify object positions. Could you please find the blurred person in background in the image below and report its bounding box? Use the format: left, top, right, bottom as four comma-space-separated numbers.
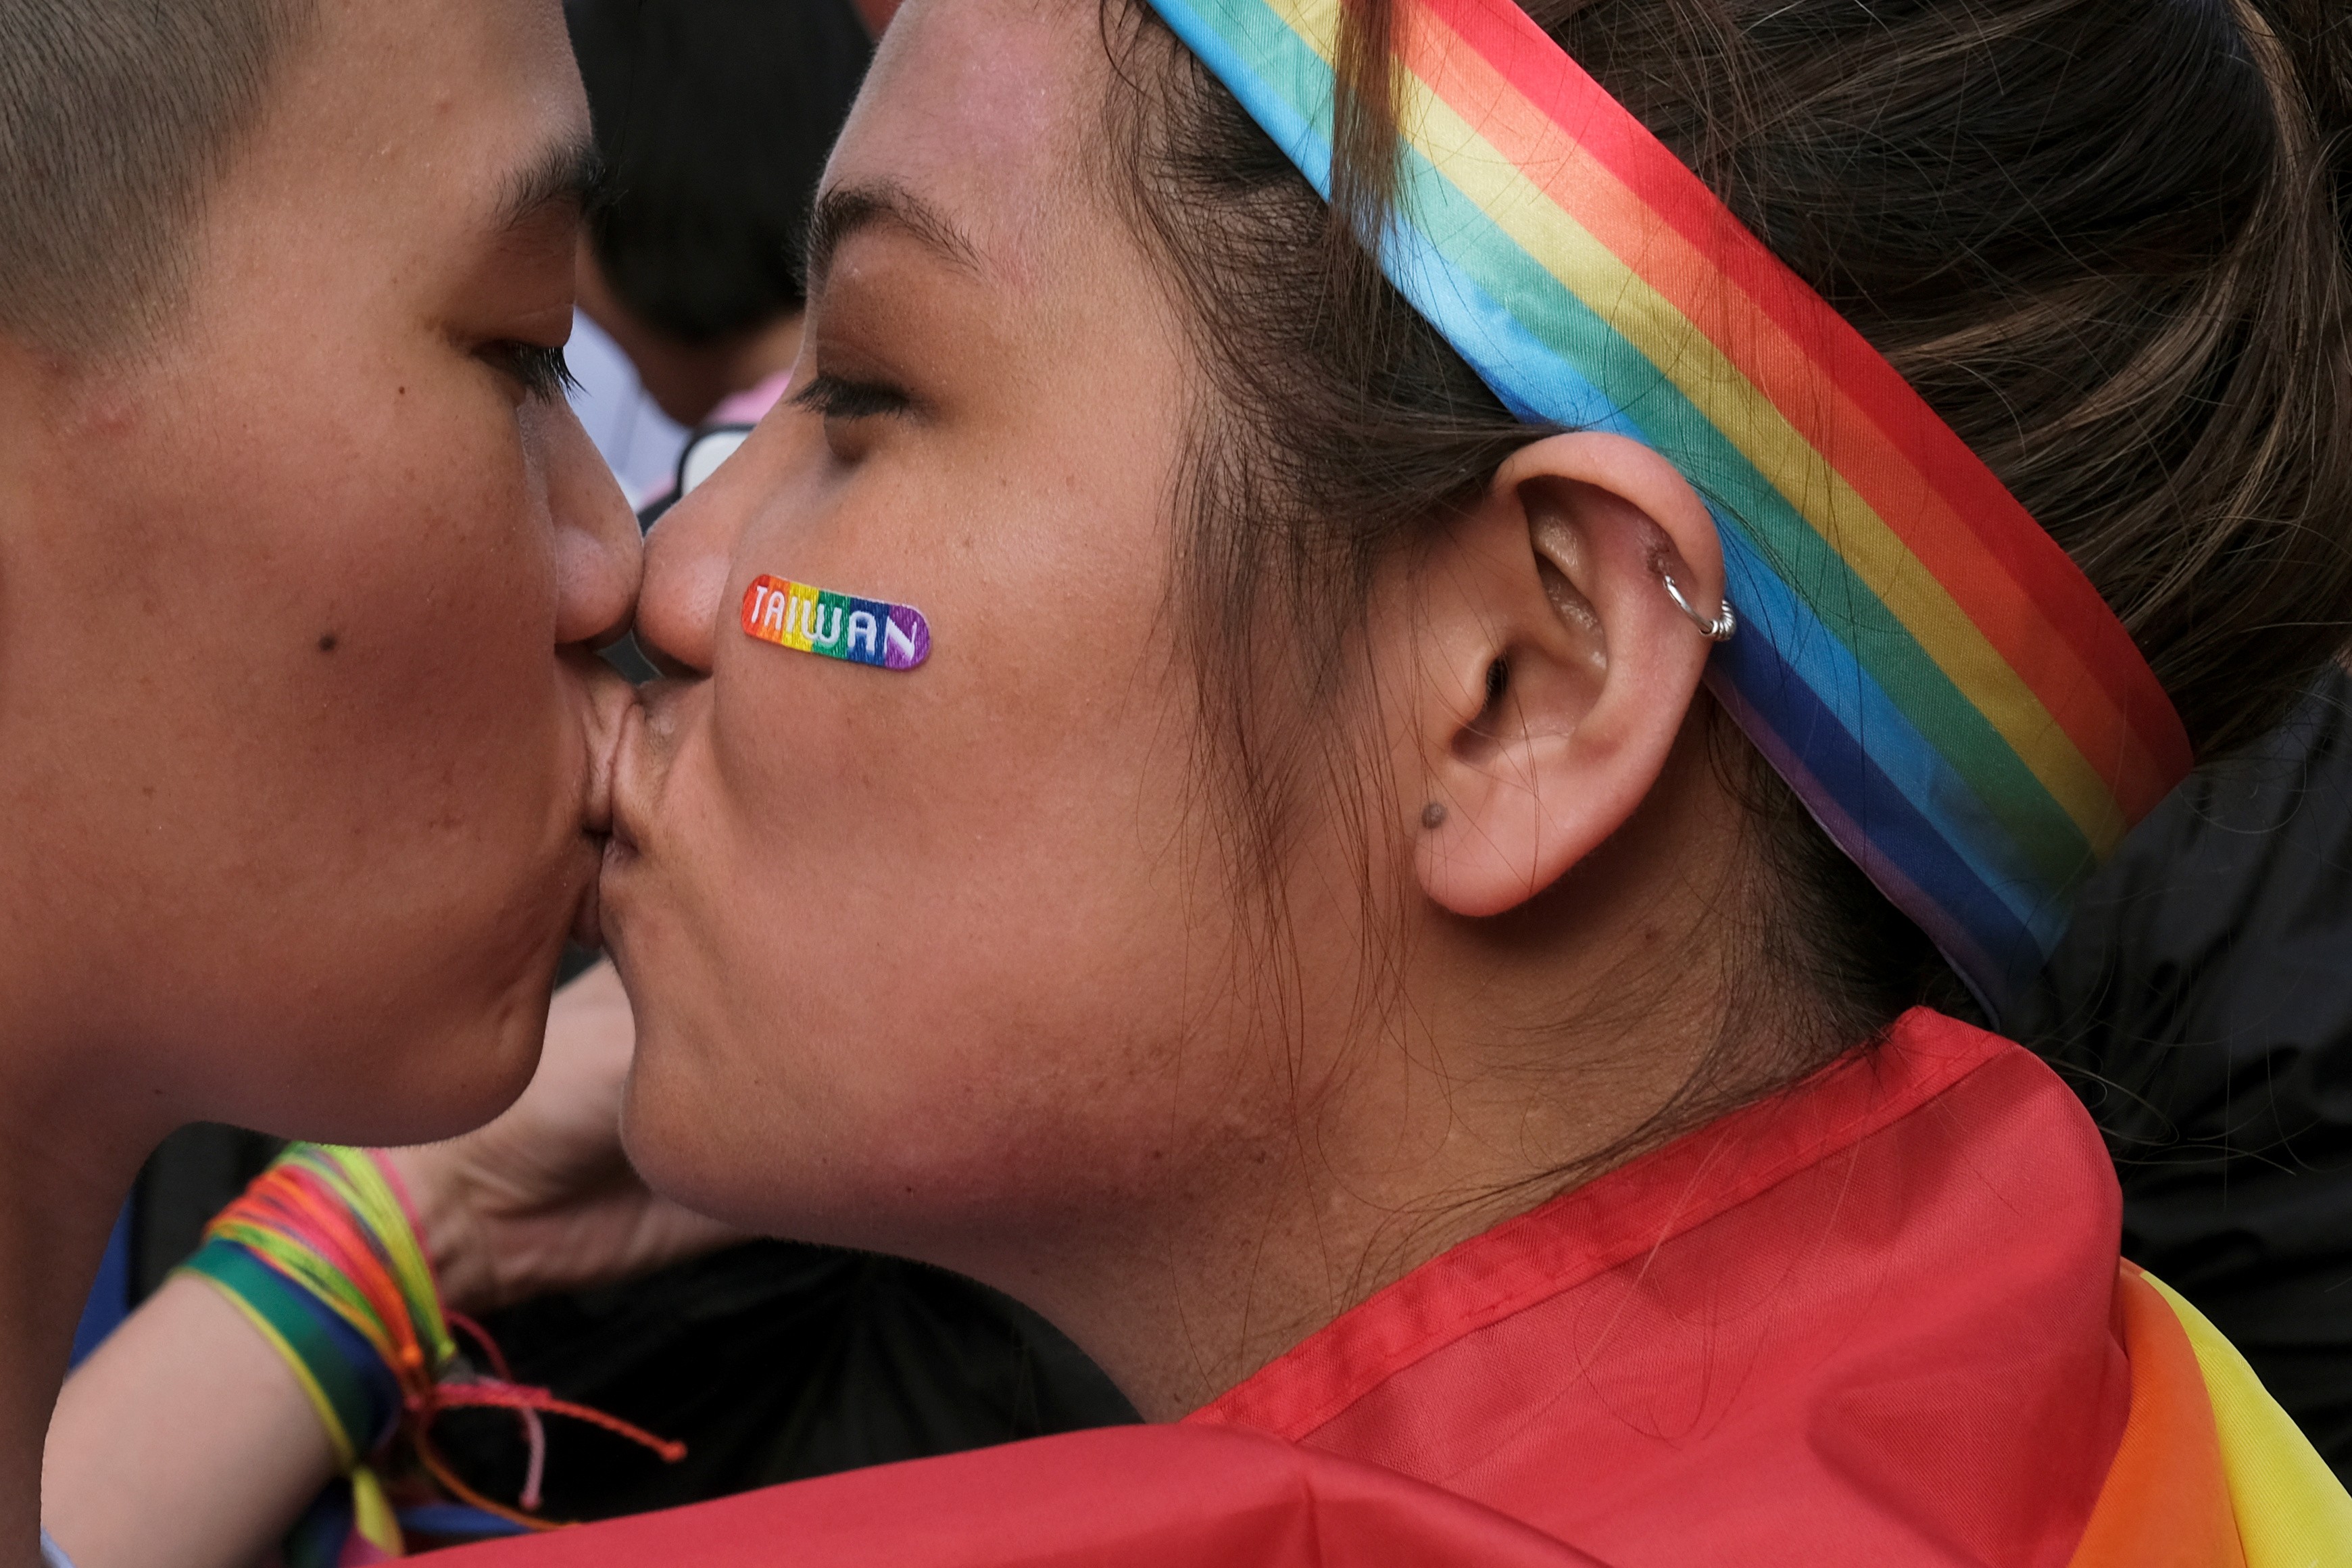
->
570, 0, 868, 520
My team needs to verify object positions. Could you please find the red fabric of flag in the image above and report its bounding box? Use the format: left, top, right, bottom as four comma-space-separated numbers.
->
439, 1012, 2215, 1567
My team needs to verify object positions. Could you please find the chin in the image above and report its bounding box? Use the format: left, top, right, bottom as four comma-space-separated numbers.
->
616, 1042, 846, 1238
616, 1053, 749, 1225
370, 1014, 547, 1144
226, 964, 556, 1150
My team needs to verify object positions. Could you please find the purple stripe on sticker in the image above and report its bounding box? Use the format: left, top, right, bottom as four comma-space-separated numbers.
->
883, 604, 929, 670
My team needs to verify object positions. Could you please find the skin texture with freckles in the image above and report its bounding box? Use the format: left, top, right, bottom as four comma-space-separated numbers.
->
0, 0, 639, 1146
605, 0, 1753, 1422
606, 0, 1213, 1260
610, 0, 1219, 1254
10, 0, 641, 1562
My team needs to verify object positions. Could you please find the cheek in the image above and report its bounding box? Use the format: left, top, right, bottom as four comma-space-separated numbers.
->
616, 494, 1264, 1236
5, 339, 585, 1109
154, 359, 566, 852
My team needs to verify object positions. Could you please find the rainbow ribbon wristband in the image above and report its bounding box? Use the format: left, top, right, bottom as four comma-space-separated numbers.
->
180, 1144, 685, 1555
179, 1144, 457, 1557
181, 1233, 403, 1468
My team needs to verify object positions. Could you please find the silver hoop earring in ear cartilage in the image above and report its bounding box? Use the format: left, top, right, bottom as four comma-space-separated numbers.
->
1661, 572, 1737, 642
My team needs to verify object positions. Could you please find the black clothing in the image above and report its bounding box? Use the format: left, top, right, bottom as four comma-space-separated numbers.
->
432, 1242, 1135, 1520
2013, 666, 2352, 1476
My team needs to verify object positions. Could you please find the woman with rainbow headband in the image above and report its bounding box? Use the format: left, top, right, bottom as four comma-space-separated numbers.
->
41, 0, 2352, 1562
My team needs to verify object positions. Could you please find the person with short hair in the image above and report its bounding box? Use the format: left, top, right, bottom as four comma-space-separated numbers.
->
0, 0, 652, 1561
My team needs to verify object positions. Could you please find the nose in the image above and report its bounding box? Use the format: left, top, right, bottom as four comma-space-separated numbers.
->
635, 416, 775, 676
533, 398, 643, 649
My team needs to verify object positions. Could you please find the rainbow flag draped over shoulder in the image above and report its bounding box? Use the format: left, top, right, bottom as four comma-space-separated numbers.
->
1142, 0, 2195, 1012
417, 1015, 2352, 1567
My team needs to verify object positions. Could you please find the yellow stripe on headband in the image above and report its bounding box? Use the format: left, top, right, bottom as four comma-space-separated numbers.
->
1145, 0, 2194, 1009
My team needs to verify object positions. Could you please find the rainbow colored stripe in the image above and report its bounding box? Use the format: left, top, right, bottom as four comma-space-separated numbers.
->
1146, 0, 2192, 1008
742, 576, 931, 670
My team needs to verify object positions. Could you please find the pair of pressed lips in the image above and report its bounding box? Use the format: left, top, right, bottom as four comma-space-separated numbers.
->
573, 685, 670, 950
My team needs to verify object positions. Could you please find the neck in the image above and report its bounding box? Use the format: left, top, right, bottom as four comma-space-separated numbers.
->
0, 1060, 156, 1564
968, 1006, 1718, 1421
942, 731, 1774, 1421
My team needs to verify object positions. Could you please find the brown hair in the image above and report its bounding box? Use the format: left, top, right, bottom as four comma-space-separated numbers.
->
0, 0, 312, 354
1104, 0, 2352, 1083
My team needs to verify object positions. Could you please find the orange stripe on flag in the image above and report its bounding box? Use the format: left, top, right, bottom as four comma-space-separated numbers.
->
2066, 1265, 2244, 1568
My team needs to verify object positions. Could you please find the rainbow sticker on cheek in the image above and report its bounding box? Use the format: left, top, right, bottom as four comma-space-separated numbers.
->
739, 575, 931, 670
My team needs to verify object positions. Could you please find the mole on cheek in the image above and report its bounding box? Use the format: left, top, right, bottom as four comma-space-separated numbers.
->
317, 633, 339, 654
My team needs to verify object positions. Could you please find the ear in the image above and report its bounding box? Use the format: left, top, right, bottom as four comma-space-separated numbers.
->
1406, 432, 1727, 917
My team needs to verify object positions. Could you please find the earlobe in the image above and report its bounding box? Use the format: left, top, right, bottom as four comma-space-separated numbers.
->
1409, 432, 1725, 918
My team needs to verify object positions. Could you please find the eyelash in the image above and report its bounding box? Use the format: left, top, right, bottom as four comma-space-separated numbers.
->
489, 341, 579, 403
791, 372, 910, 422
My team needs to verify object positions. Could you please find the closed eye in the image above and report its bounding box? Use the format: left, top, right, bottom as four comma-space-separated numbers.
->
791, 372, 910, 422
485, 341, 580, 402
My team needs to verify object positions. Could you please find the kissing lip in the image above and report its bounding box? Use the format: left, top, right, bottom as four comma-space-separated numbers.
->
603, 675, 697, 925
578, 652, 640, 843
570, 866, 606, 951
605, 692, 657, 862
569, 657, 641, 951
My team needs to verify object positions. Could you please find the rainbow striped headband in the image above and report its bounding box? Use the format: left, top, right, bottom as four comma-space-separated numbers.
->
1145, 0, 2192, 1012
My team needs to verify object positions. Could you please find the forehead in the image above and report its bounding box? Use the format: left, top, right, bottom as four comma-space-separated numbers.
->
221, 0, 588, 258
823, 0, 1105, 279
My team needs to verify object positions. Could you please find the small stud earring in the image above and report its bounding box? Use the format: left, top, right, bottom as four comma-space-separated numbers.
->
1421, 802, 1448, 830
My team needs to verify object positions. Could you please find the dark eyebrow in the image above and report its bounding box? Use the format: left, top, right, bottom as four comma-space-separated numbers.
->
494, 135, 606, 233
802, 180, 982, 297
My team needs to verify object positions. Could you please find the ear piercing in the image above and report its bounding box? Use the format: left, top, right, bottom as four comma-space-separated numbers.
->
1421, 802, 1448, 830
1661, 572, 1737, 642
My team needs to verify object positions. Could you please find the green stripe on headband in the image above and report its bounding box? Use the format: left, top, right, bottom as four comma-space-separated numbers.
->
1145, 0, 2192, 1010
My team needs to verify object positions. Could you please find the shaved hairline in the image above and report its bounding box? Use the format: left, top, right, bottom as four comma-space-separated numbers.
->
0, 0, 319, 356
